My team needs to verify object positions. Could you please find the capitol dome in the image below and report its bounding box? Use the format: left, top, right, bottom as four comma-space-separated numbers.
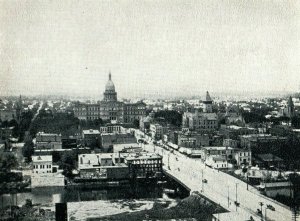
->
105, 73, 115, 91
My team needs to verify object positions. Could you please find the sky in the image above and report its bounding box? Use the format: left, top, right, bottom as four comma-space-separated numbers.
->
0, 0, 299, 99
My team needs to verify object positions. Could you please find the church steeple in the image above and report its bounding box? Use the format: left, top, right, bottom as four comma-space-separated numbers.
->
287, 96, 295, 118
203, 91, 213, 113
16, 94, 23, 124
109, 72, 111, 80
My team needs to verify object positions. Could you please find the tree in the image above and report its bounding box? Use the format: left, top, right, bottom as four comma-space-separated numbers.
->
94, 118, 103, 127
52, 151, 61, 163
22, 140, 34, 162
292, 116, 300, 129
18, 110, 35, 141
59, 151, 76, 177
0, 152, 18, 173
29, 112, 79, 137
133, 119, 140, 129
154, 110, 182, 127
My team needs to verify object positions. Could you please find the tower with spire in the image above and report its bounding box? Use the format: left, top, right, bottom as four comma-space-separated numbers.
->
287, 96, 295, 118
203, 91, 213, 113
16, 95, 23, 124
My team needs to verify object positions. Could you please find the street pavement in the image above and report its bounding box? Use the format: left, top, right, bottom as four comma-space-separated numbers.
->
137, 133, 293, 221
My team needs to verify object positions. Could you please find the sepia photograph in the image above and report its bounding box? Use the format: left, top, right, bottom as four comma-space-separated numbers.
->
0, 0, 299, 220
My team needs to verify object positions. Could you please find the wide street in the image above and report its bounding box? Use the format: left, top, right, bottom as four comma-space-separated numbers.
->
137, 132, 293, 221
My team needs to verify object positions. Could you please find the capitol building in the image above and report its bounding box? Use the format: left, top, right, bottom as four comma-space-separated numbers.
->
74, 73, 146, 124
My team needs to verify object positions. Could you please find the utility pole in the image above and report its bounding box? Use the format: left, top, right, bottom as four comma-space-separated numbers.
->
235, 183, 238, 211
235, 183, 238, 202
227, 186, 229, 208
247, 173, 249, 191
168, 152, 170, 169
201, 169, 204, 192
259, 202, 264, 221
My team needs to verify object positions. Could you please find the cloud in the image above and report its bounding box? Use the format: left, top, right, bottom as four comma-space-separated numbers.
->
0, 0, 299, 98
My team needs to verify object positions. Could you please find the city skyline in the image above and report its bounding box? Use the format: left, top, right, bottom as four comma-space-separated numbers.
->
1, 0, 299, 98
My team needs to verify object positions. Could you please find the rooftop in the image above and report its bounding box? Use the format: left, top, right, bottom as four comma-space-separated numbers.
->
78, 153, 118, 169
32, 155, 52, 162
240, 134, 272, 138
82, 129, 100, 135
211, 155, 227, 161
125, 152, 162, 161
113, 143, 141, 153
185, 112, 218, 120
202, 146, 234, 151
36, 132, 61, 137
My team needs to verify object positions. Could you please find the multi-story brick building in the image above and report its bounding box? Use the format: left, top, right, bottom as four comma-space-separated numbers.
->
35, 132, 62, 150
182, 91, 218, 131
125, 152, 162, 178
239, 134, 287, 154
169, 130, 210, 148
74, 73, 146, 123
150, 123, 169, 140
182, 110, 218, 131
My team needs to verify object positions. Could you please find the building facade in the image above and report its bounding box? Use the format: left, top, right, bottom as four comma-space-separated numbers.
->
125, 153, 162, 178
234, 149, 252, 166
77, 152, 162, 180
31, 155, 64, 187
36, 132, 62, 150
99, 124, 127, 134
182, 111, 218, 131
74, 73, 146, 123
182, 91, 218, 131
100, 132, 137, 152
82, 129, 100, 147
169, 131, 210, 148
32, 155, 53, 174
279, 96, 295, 118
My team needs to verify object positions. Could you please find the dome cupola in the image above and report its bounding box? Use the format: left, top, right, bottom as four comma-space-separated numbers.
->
103, 72, 117, 102
105, 72, 115, 92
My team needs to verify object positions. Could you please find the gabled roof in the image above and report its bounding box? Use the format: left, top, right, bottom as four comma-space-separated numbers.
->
32, 155, 52, 163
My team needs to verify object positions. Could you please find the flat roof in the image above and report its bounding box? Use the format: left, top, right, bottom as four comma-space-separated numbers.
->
83, 129, 100, 134
211, 155, 227, 161
126, 153, 162, 161
37, 132, 61, 136
202, 146, 234, 150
